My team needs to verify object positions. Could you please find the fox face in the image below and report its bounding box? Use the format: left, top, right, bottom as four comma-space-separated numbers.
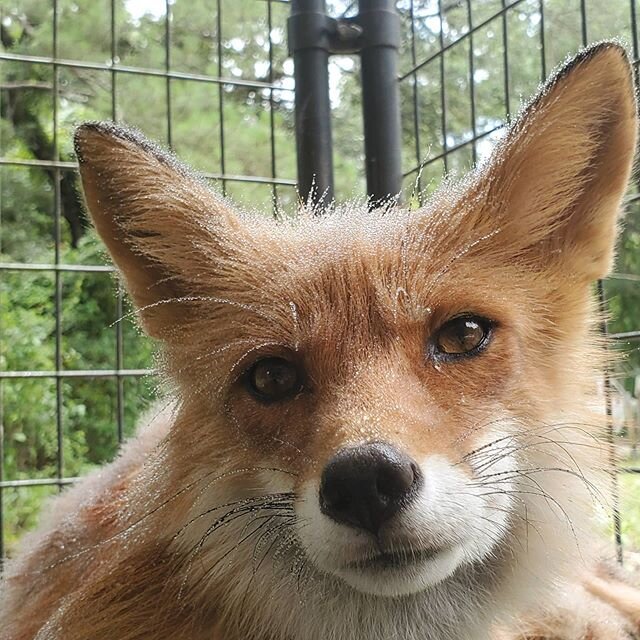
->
214, 212, 540, 599
3, 42, 634, 640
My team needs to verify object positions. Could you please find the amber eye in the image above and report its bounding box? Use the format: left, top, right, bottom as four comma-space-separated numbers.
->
245, 357, 301, 402
432, 315, 492, 359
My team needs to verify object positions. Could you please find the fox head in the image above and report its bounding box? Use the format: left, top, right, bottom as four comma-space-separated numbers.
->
74, 43, 636, 639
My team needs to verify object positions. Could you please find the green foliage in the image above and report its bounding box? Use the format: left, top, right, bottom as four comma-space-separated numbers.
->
621, 473, 640, 553
1, 0, 639, 558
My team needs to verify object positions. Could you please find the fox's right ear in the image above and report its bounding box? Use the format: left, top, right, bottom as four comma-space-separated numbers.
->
74, 122, 243, 338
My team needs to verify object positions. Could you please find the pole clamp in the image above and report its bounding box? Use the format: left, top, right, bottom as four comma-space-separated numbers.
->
288, 9, 400, 56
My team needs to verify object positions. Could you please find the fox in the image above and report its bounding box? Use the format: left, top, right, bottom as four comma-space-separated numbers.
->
0, 41, 638, 640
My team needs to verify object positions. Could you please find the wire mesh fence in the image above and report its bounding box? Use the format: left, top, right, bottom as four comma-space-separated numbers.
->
0, 0, 298, 563
1, 0, 639, 566
396, 0, 640, 562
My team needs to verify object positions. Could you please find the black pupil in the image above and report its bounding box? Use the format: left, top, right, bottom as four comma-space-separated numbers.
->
250, 358, 298, 399
437, 317, 486, 355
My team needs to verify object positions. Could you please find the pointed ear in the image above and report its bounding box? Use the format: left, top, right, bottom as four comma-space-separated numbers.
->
74, 122, 242, 338
482, 42, 637, 281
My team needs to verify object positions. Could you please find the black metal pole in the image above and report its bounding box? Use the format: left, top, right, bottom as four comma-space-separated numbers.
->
288, 0, 334, 208
358, 0, 402, 206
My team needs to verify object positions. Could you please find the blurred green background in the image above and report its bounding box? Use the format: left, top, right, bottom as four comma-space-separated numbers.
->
1, 0, 639, 559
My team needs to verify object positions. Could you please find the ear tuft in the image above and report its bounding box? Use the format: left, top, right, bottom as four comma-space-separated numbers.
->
74, 121, 190, 176
546, 40, 632, 88
517, 40, 636, 132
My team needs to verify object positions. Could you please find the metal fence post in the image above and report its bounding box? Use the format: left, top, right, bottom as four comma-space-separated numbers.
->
358, 0, 402, 206
288, 0, 335, 208
288, 0, 402, 208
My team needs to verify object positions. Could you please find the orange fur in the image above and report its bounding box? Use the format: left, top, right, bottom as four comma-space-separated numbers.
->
495, 560, 640, 639
0, 42, 637, 640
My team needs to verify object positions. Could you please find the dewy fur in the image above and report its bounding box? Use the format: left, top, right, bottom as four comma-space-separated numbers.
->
0, 42, 637, 640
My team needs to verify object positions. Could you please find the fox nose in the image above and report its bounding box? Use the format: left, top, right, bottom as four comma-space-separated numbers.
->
319, 442, 421, 535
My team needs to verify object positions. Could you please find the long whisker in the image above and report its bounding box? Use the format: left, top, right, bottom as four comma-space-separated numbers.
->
180, 503, 296, 600
172, 492, 295, 544
177, 507, 294, 599
32, 467, 296, 576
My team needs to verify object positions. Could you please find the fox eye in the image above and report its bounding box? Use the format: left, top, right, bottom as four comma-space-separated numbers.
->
246, 357, 301, 402
432, 315, 492, 359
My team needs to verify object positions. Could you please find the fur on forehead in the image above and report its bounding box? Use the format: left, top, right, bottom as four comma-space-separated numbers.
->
74, 41, 637, 346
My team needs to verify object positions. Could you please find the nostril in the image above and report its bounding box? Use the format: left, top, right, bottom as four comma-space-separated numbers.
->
376, 462, 416, 500
321, 485, 350, 512
319, 442, 421, 535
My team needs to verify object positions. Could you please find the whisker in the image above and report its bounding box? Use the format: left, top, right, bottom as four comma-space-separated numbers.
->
171, 492, 295, 543
474, 484, 583, 555
184, 512, 296, 600
33, 468, 296, 576
177, 499, 295, 600
474, 465, 605, 505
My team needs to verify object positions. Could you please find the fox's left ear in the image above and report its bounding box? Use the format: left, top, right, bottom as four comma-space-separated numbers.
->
483, 42, 637, 281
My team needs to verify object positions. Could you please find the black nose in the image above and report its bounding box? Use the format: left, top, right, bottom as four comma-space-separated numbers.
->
319, 442, 421, 535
